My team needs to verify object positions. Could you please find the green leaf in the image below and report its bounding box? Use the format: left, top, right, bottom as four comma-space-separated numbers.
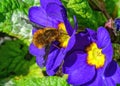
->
0, 62, 69, 86
62, 0, 106, 30
105, 0, 120, 18
0, 0, 40, 45
12, 76, 69, 86
0, 39, 35, 78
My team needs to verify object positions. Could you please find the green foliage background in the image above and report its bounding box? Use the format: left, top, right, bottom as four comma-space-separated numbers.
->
0, 0, 120, 86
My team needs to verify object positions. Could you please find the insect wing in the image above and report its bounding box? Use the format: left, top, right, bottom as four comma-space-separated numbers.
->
21, 17, 44, 29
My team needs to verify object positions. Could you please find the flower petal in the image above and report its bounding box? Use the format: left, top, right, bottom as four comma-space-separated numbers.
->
29, 6, 58, 28
63, 51, 87, 74
63, 51, 96, 85
46, 3, 65, 22
51, 48, 65, 69
64, 29, 92, 54
104, 60, 120, 84
104, 60, 117, 77
97, 26, 111, 49
29, 43, 45, 56
105, 78, 116, 86
64, 30, 91, 55
112, 64, 120, 84
40, 0, 62, 9
67, 65, 95, 85
46, 44, 60, 75
61, 8, 73, 36
36, 56, 45, 68
102, 42, 113, 63
63, 30, 76, 54
92, 76, 105, 86
47, 48, 66, 76
86, 69, 105, 86
72, 32, 91, 51
86, 28, 97, 42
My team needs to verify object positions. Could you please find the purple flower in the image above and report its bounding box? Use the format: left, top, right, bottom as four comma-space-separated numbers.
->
114, 18, 120, 31
28, 0, 74, 75
63, 27, 120, 85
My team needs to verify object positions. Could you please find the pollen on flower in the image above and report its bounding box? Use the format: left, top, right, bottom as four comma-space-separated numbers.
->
86, 42, 105, 69
58, 23, 66, 32
57, 23, 70, 48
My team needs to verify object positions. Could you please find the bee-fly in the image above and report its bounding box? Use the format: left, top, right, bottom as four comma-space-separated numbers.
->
32, 28, 60, 49
22, 17, 69, 67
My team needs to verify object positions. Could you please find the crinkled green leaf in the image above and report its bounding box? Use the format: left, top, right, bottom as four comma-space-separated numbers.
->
62, 0, 106, 30
0, 39, 69, 86
0, 63, 44, 86
0, 63, 69, 86
0, 39, 35, 78
12, 76, 69, 86
0, 0, 39, 45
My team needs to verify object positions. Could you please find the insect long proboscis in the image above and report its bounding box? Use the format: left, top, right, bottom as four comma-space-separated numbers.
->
21, 17, 45, 29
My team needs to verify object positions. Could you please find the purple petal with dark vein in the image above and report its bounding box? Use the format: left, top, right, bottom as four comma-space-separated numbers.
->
104, 60, 117, 77
104, 78, 116, 86
29, 43, 45, 56
63, 51, 95, 85
29, 6, 58, 28
63, 51, 87, 74
63, 30, 90, 55
46, 47, 60, 75
104, 60, 120, 84
89, 75, 105, 86
40, 0, 62, 9
67, 62, 95, 85
63, 30, 76, 54
61, 9, 73, 36
46, 48, 66, 76
71, 32, 91, 51
67, 66, 95, 85
86, 28, 97, 42
102, 42, 113, 63
36, 55, 45, 68
86, 68, 105, 86
97, 26, 111, 49
46, 3, 65, 22
64, 29, 94, 59
112, 64, 120, 84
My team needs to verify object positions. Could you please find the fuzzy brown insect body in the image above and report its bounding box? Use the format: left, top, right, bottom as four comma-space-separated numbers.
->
22, 18, 69, 48
32, 28, 59, 48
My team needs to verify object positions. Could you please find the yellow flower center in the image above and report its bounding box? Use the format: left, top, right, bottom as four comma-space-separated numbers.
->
58, 23, 70, 48
86, 42, 105, 69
